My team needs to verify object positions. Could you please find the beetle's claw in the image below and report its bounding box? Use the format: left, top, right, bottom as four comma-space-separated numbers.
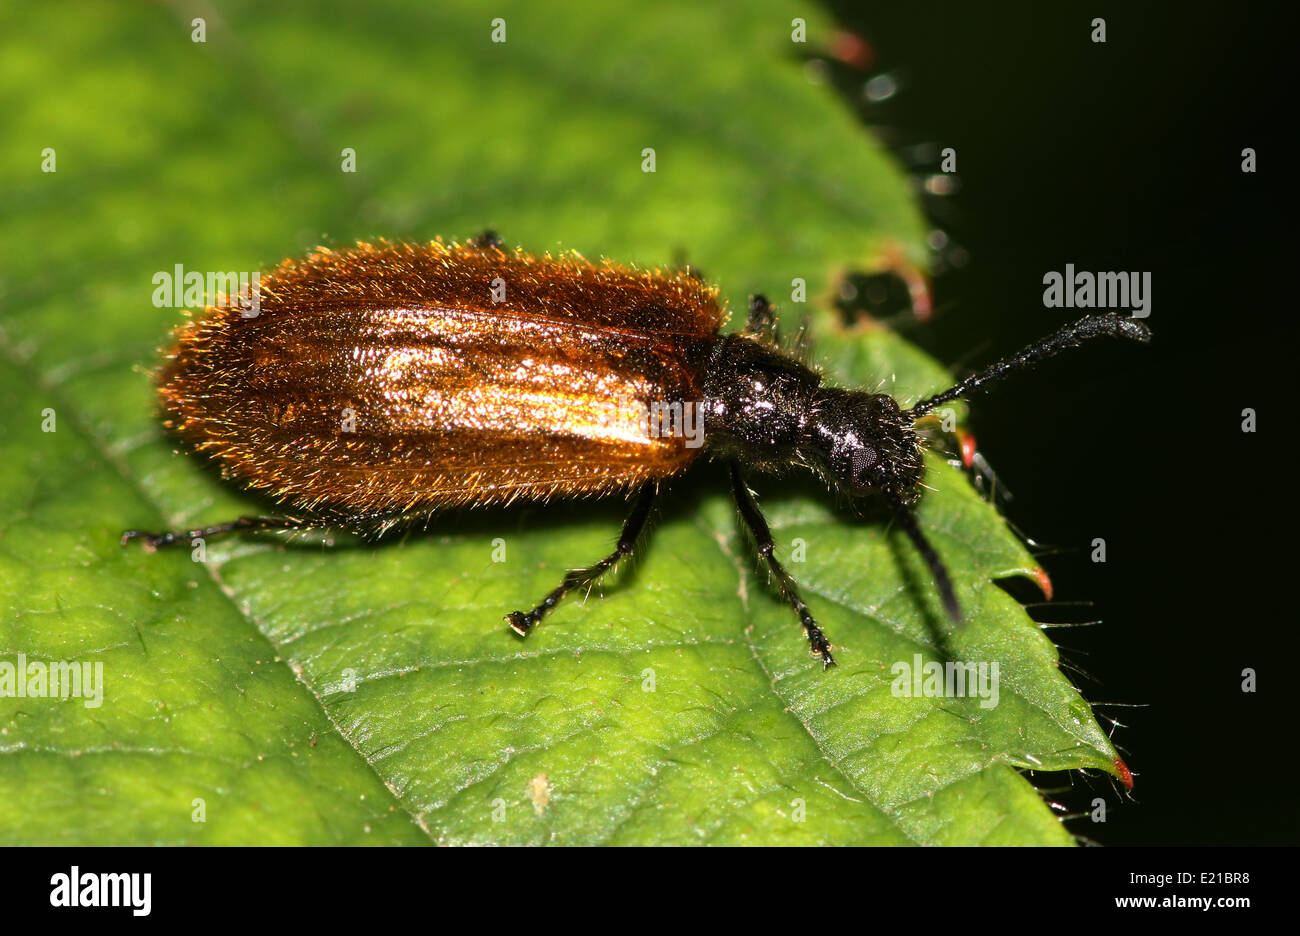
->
505, 611, 534, 637
121, 529, 164, 551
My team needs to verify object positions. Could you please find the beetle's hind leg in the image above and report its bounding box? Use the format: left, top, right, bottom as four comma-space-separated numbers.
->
728, 462, 835, 668
121, 516, 312, 550
506, 483, 657, 638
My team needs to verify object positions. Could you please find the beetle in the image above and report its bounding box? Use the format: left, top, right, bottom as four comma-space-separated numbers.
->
123, 236, 1150, 667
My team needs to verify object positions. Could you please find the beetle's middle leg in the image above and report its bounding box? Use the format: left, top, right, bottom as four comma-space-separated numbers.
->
728, 462, 835, 668
506, 483, 658, 637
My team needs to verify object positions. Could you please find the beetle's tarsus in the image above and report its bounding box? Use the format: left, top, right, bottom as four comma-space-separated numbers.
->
120, 529, 169, 550
504, 484, 657, 638
505, 611, 534, 637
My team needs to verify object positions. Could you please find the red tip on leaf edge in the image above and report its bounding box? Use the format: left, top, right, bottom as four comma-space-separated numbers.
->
958, 430, 978, 470
1031, 566, 1054, 601
829, 30, 875, 70
1114, 756, 1134, 790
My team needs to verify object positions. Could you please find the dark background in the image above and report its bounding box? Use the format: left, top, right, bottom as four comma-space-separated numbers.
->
819, 1, 1293, 844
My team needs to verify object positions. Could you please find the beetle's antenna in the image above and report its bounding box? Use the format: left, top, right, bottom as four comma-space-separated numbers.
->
893, 504, 961, 623
908, 313, 1151, 417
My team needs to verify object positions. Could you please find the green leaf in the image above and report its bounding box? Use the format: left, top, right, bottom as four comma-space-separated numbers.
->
0, 0, 1123, 844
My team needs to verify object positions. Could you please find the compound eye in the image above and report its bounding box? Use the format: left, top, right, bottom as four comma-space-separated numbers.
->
851, 445, 879, 486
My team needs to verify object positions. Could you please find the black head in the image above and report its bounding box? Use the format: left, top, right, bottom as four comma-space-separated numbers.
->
804, 388, 925, 505
800, 386, 956, 622
702, 311, 1149, 629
